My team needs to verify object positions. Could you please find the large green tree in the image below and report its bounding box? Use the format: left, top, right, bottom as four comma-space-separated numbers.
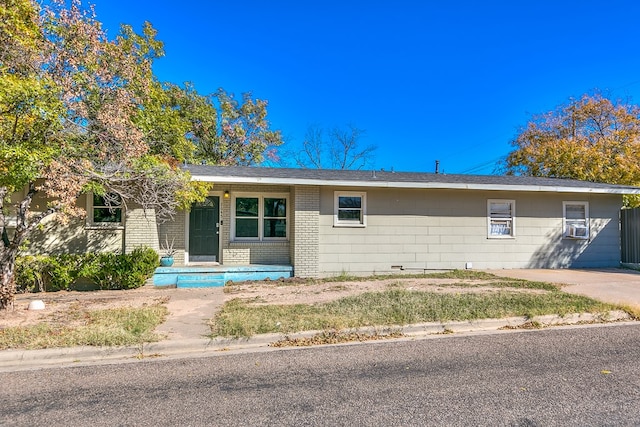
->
194, 89, 283, 165
504, 93, 640, 190
136, 83, 283, 166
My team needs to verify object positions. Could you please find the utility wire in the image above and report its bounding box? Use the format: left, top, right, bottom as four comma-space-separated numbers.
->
459, 155, 506, 174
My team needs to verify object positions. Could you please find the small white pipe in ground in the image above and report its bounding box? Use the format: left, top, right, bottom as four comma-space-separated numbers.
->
28, 300, 45, 310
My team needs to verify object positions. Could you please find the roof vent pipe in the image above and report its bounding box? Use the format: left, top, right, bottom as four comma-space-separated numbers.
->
435, 160, 440, 174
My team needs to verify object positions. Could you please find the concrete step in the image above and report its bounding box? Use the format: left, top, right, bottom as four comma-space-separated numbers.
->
153, 265, 294, 288
176, 274, 225, 288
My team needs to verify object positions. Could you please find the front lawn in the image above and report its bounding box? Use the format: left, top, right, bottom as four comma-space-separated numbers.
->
0, 304, 168, 350
210, 272, 622, 338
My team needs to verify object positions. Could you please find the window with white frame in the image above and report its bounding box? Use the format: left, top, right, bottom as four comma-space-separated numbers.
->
334, 191, 366, 227
88, 193, 123, 226
563, 201, 589, 239
488, 199, 515, 238
232, 194, 288, 240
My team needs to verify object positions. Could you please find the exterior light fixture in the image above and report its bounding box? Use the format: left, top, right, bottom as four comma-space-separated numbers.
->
224, 190, 230, 199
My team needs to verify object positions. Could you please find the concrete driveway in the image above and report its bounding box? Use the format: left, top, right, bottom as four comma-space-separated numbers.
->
486, 268, 640, 308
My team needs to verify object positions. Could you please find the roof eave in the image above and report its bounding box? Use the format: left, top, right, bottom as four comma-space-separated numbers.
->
191, 175, 640, 195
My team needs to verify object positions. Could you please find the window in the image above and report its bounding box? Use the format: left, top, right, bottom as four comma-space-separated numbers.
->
334, 192, 366, 227
235, 197, 259, 238
89, 193, 122, 226
488, 199, 515, 238
563, 201, 589, 239
263, 197, 287, 238
232, 194, 288, 240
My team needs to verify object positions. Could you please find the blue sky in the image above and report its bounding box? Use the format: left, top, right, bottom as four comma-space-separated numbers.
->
88, 0, 640, 174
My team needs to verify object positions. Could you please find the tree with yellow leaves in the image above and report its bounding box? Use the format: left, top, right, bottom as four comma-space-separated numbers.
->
504, 93, 640, 195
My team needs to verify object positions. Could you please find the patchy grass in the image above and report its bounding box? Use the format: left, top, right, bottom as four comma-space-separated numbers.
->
224, 269, 500, 290
224, 270, 559, 292
210, 289, 620, 338
321, 269, 498, 283
421, 279, 560, 292
421, 270, 499, 280
616, 304, 640, 320
383, 277, 559, 292
0, 304, 168, 350
270, 330, 405, 347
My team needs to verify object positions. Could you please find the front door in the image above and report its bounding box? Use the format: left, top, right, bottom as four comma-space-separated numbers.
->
189, 196, 220, 262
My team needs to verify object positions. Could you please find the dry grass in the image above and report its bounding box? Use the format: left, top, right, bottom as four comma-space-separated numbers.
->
0, 304, 168, 350
211, 272, 622, 338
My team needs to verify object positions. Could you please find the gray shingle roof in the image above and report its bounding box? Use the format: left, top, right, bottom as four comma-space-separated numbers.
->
182, 165, 640, 194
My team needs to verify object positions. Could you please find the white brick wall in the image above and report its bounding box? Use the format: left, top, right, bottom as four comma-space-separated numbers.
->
293, 186, 320, 277
157, 210, 186, 265
223, 242, 290, 265
124, 206, 159, 253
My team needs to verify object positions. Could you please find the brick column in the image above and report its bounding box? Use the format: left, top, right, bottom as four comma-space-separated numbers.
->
124, 206, 159, 254
293, 185, 320, 277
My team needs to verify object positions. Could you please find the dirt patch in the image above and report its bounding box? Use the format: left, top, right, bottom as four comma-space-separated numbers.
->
0, 286, 172, 329
0, 277, 547, 330
224, 277, 547, 305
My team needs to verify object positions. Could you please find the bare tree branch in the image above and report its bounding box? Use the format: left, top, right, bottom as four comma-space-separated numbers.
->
290, 124, 376, 170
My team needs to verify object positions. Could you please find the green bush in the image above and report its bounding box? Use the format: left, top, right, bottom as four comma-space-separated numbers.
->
15, 256, 45, 293
46, 254, 80, 291
91, 247, 158, 290
15, 255, 76, 292
15, 247, 160, 292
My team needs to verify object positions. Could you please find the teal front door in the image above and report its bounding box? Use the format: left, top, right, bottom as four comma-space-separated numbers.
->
189, 196, 220, 262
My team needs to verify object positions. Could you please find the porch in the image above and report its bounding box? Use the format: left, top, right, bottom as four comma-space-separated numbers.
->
152, 264, 294, 288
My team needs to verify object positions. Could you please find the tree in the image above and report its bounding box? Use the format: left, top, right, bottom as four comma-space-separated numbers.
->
290, 124, 376, 170
503, 93, 640, 189
1, 0, 284, 309
136, 83, 283, 166
194, 89, 283, 165
134, 81, 200, 162
0, 0, 200, 309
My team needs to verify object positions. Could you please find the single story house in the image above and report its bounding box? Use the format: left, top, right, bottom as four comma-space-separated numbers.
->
23, 166, 640, 277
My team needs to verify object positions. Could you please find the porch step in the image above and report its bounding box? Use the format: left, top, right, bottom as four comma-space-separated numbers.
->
153, 265, 293, 288
176, 274, 225, 288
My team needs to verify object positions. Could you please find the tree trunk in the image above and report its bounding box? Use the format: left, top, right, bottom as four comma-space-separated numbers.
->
0, 248, 18, 310
0, 183, 40, 310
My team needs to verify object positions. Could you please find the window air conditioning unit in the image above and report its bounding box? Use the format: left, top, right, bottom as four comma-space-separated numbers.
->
568, 224, 588, 238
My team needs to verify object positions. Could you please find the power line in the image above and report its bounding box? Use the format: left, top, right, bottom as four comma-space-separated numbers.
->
459, 155, 507, 175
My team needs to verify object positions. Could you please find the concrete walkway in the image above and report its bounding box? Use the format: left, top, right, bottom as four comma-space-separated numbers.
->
486, 268, 640, 308
154, 287, 226, 340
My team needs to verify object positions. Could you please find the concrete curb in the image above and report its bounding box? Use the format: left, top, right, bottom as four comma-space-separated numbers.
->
0, 310, 635, 371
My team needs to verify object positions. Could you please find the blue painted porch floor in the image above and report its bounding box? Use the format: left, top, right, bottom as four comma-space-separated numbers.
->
153, 264, 294, 288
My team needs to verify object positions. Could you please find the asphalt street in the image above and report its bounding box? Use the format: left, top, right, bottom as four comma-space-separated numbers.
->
1, 323, 640, 426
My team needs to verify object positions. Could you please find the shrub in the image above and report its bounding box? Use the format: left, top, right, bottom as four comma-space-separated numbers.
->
45, 254, 80, 291
15, 255, 76, 292
15, 256, 45, 293
91, 247, 159, 290
15, 247, 159, 292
